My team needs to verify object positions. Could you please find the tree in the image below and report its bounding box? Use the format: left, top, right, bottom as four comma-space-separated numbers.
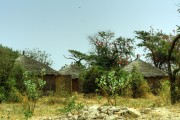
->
67, 31, 135, 70
64, 50, 88, 66
24, 48, 53, 66
96, 71, 127, 106
88, 31, 134, 69
135, 28, 180, 104
167, 34, 180, 104
135, 28, 176, 71
67, 31, 134, 93
0, 44, 19, 102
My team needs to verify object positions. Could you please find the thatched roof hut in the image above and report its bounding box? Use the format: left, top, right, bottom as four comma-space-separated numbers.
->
59, 63, 84, 92
123, 58, 168, 94
122, 58, 168, 77
15, 56, 72, 94
122, 57, 168, 94
15, 55, 59, 75
59, 63, 83, 79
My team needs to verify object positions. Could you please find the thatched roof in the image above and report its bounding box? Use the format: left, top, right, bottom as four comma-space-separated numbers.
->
59, 64, 83, 79
15, 56, 59, 75
122, 58, 168, 77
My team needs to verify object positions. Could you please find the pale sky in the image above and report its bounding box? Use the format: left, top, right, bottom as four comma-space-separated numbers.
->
0, 0, 179, 70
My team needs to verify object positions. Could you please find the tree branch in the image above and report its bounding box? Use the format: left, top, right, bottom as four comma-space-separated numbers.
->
168, 34, 180, 76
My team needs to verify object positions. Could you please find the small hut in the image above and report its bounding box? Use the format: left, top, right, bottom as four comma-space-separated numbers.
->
15, 55, 72, 94
59, 63, 83, 92
122, 57, 168, 91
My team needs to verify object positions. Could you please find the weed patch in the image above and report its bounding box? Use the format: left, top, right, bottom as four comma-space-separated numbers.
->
59, 96, 84, 113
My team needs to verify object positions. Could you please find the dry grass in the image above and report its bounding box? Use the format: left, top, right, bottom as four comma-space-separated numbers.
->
0, 93, 179, 120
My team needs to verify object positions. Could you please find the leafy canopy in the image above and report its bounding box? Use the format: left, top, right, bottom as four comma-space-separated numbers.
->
135, 27, 179, 71
67, 31, 134, 70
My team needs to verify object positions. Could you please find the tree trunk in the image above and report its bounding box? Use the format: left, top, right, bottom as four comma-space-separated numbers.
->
170, 75, 176, 104
168, 34, 180, 104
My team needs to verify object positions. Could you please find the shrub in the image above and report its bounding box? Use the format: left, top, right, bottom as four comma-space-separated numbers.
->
2, 64, 25, 102
9, 64, 25, 92
59, 95, 84, 113
156, 80, 171, 105
6, 87, 21, 102
0, 87, 6, 103
96, 70, 131, 105
22, 69, 46, 119
130, 66, 150, 98
80, 66, 104, 93
116, 70, 133, 97
0, 44, 19, 103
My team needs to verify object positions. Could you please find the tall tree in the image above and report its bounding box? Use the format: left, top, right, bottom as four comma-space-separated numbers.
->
135, 28, 176, 71
135, 28, 180, 104
67, 31, 134, 70
168, 34, 180, 104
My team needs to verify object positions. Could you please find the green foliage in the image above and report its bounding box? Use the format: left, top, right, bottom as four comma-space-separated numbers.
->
97, 95, 103, 103
0, 87, 6, 103
22, 69, 46, 119
159, 80, 171, 104
22, 103, 35, 119
67, 31, 135, 96
68, 31, 134, 70
80, 66, 104, 93
6, 87, 21, 103
176, 76, 180, 101
96, 70, 131, 105
116, 70, 133, 97
96, 71, 124, 96
8, 64, 25, 92
135, 27, 180, 73
66, 50, 89, 65
135, 29, 171, 70
89, 34, 134, 69
0, 44, 19, 102
59, 96, 84, 113
24, 48, 53, 66
130, 66, 150, 98
135, 28, 180, 104
23, 71, 46, 101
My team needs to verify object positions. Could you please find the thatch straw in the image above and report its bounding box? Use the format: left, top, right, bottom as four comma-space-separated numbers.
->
15, 56, 59, 75
59, 64, 83, 79
122, 58, 168, 77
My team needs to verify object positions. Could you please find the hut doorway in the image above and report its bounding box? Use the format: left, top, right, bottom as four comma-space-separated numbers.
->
72, 78, 79, 92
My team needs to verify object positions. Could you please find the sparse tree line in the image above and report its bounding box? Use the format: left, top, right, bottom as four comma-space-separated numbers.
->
0, 8, 180, 105
75, 29, 179, 104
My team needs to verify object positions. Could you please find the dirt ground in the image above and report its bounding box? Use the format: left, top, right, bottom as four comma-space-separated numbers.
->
0, 94, 180, 120
139, 106, 180, 120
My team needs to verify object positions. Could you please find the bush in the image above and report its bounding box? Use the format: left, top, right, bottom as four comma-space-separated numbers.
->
1, 64, 25, 102
115, 70, 133, 97
6, 87, 21, 102
80, 66, 104, 93
9, 64, 25, 92
158, 80, 170, 104
96, 70, 124, 105
59, 95, 84, 113
0, 44, 19, 103
0, 87, 6, 103
130, 66, 150, 98
22, 70, 46, 119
